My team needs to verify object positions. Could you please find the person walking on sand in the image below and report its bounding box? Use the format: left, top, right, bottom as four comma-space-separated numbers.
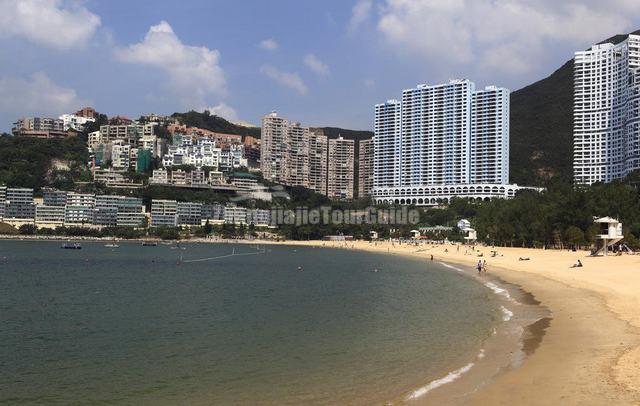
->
482, 259, 487, 273
430, 254, 433, 261
477, 260, 483, 274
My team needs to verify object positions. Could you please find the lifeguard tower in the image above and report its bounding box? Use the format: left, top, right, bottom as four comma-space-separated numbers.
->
593, 217, 623, 256
464, 227, 477, 243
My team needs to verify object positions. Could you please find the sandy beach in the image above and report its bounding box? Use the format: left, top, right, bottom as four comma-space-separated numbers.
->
252, 239, 640, 405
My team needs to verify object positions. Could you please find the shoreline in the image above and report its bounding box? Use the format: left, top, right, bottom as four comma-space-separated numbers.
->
3, 237, 640, 404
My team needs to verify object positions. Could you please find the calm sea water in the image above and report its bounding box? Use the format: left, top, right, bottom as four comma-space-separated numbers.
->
0, 241, 500, 405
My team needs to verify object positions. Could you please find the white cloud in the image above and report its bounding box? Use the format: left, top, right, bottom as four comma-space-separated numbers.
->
260, 65, 308, 95
259, 38, 279, 51
116, 21, 226, 108
0, 0, 100, 49
304, 54, 330, 76
201, 103, 238, 121
0, 72, 87, 116
348, 0, 373, 33
376, 0, 637, 75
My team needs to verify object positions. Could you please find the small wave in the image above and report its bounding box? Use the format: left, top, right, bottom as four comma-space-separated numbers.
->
438, 262, 464, 273
405, 362, 475, 400
500, 306, 514, 321
484, 281, 516, 302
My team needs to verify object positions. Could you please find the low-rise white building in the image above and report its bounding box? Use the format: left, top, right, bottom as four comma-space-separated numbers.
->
59, 114, 95, 131
224, 205, 247, 224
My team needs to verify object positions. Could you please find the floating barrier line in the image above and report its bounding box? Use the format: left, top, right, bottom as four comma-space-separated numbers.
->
181, 247, 266, 263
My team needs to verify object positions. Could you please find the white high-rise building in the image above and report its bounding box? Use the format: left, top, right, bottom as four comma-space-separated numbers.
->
573, 35, 640, 185
373, 100, 401, 189
372, 79, 531, 206
471, 86, 510, 184
400, 80, 473, 186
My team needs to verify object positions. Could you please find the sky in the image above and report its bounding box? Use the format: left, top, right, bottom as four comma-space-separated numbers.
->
1, 0, 640, 132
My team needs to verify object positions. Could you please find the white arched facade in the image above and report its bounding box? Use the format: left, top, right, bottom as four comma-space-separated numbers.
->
372, 183, 541, 206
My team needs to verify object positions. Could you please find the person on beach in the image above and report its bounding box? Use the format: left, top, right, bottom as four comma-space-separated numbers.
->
430, 254, 433, 261
482, 259, 487, 273
477, 260, 483, 274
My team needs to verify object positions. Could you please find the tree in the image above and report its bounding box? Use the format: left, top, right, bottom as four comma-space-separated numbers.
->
203, 219, 213, 236
564, 226, 584, 249
18, 224, 37, 235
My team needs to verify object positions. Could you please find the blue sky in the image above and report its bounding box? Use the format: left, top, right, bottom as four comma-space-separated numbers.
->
1, 0, 640, 132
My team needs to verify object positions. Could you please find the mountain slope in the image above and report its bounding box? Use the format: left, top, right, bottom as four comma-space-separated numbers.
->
509, 59, 574, 185
171, 111, 260, 138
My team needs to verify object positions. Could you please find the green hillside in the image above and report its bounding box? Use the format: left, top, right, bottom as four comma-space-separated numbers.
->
0, 135, 90, 190
509, 60, 574, 185
171, 111, 260, 138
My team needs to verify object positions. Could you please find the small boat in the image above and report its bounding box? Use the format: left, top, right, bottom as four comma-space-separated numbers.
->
61, 242, 82, 250
142, 241, 158, 247
104, 243, 120, 248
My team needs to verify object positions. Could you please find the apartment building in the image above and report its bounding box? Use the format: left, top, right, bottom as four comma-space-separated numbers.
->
202, 203, 226, 222
43, 190, 68, 206
371, 80, 531, 206
224, 205, 247, 224
162, 135, 221, 169
111, 141, 132, 171
59, 113, 95, 131
0, 186, 5, 219
4, 188, 35, 220
260, 112, 363, 199
177, 202, 203, 226
247, 208, 271, 226
471, 86, 509, 184
12, 117, 71, 138
64, 193, 96, 226
284, 123, 310, 187
151, 200, 178, 227
35, 205, 65, 228
260, 111, 288, 183
327, 136, 355, 200
573, 34, 640, 184
358, 138, 374, 198
373, 100, 401, 189
308, 129, 329, 195
95, 195, 145, 227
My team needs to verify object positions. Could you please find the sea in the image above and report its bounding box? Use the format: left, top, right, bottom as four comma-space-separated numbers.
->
0, 240, 511, 405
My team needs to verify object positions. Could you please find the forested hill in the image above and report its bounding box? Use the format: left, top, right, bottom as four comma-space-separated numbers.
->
509, 59, 574, 185
509, 29, 640, 186
311, 127, 373, 141
171, 111, 260, 138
